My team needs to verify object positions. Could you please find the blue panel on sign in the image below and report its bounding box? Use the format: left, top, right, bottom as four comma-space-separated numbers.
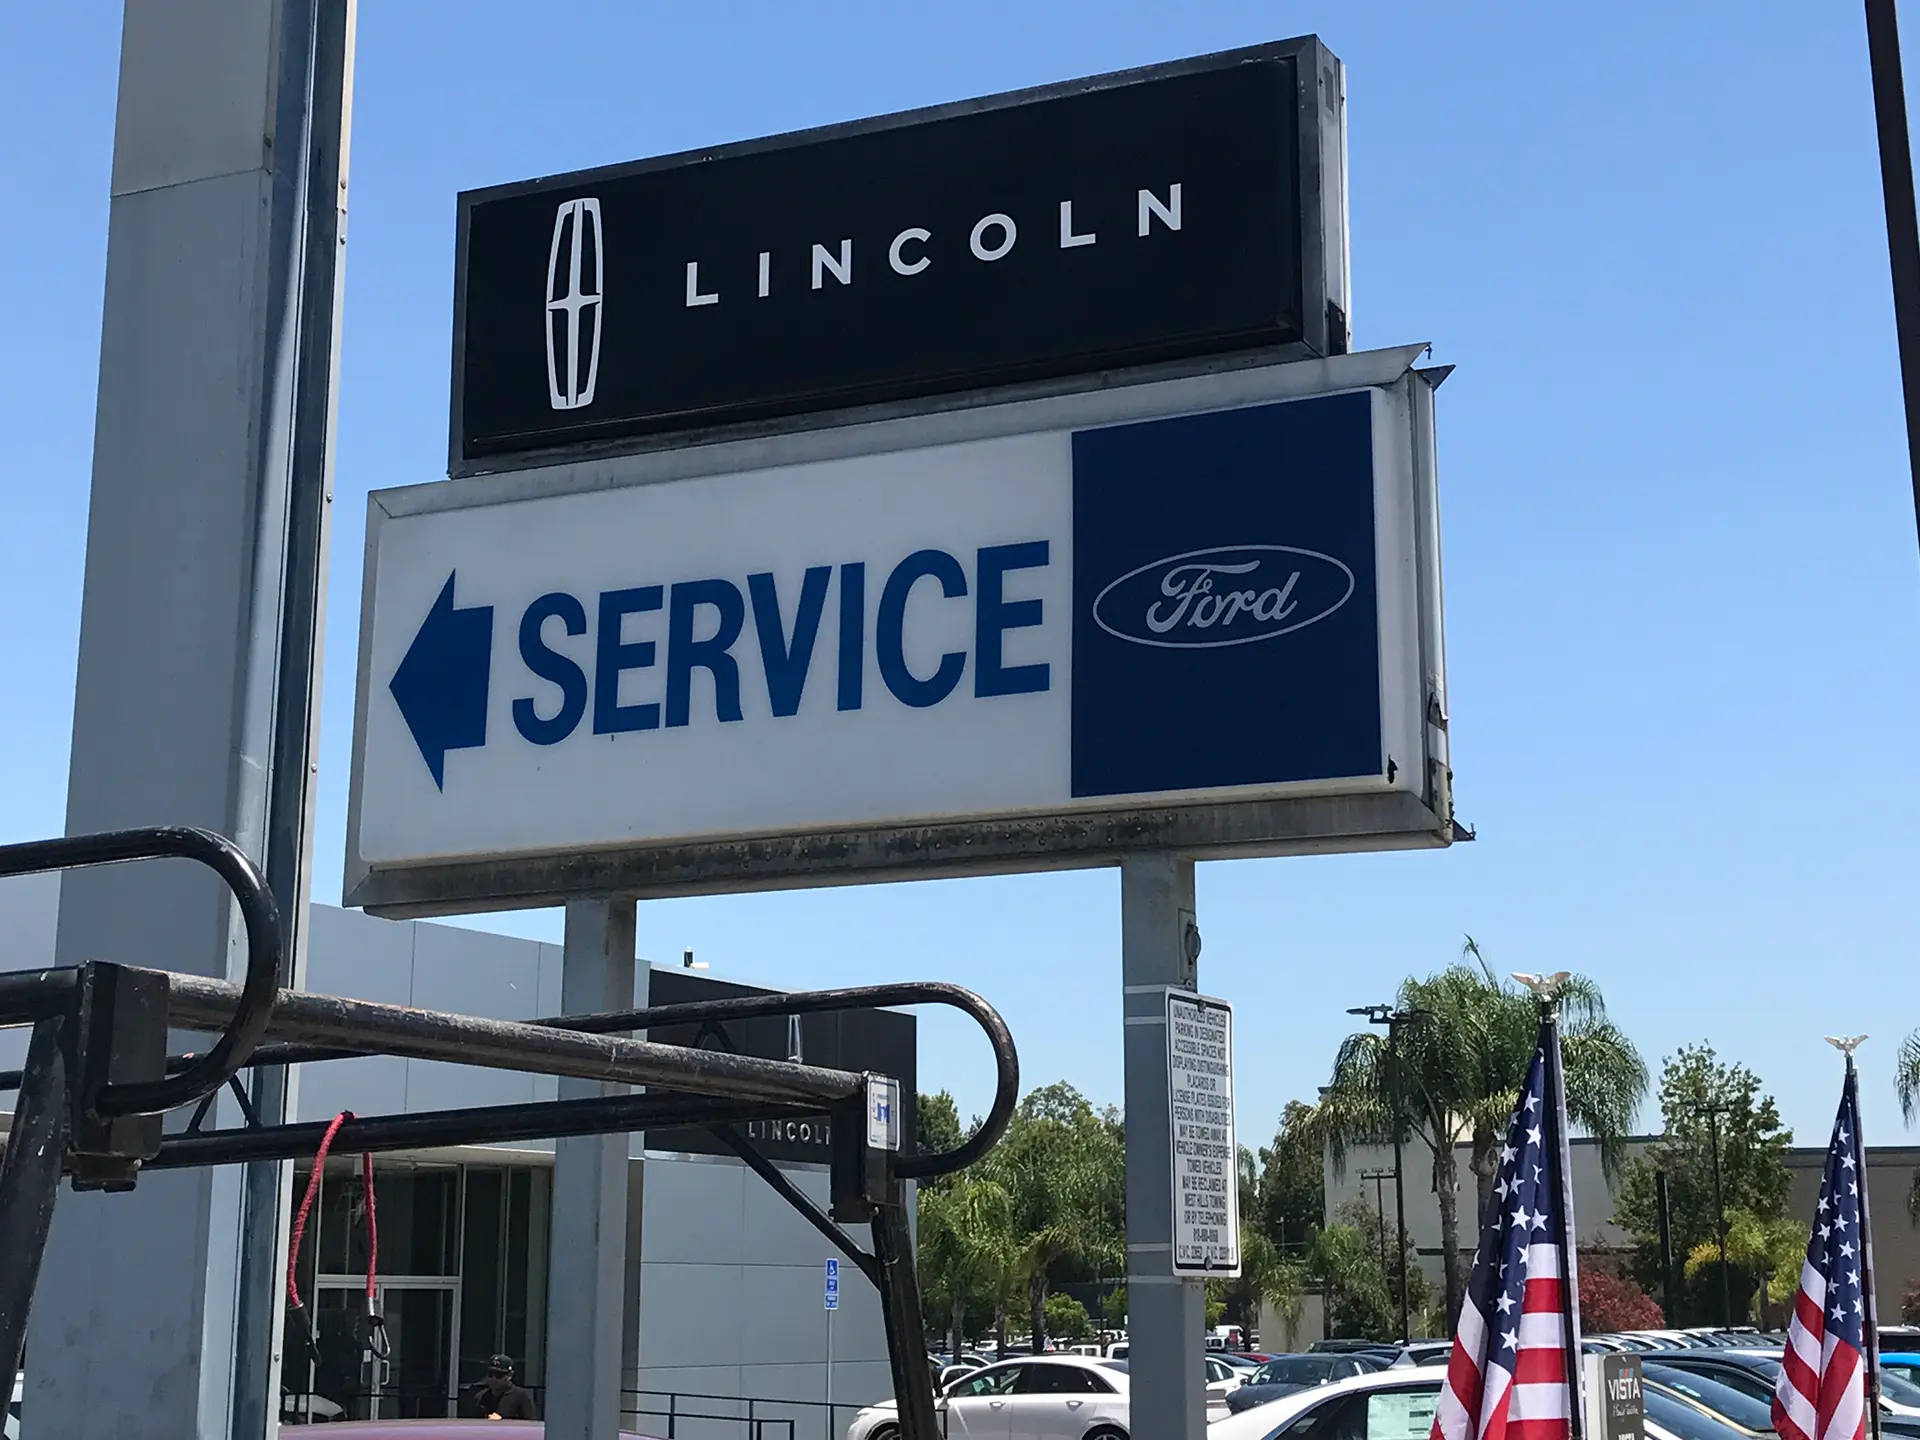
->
1069, 392, 1382, 798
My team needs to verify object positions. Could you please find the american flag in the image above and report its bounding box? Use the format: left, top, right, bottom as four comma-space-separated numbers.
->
1773, 1075, 1871, 1440
1432, 1035, 1577, 1440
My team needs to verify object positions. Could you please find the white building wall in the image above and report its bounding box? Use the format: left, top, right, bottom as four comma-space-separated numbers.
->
1323, 1135, 1656, 1291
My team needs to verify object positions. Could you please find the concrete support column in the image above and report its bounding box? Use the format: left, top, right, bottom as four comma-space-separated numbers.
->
1121, 854, 1207, 1438
545, 899, 637, 1438
28, 3, 352, 1436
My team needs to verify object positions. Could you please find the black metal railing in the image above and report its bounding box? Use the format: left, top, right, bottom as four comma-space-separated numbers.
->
275, 1385, 864, 1438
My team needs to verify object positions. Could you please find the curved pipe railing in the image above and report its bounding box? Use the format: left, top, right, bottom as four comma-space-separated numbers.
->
36, 977, 1021, 1177
590, 981, 1020, 1180
0, 825, 282, 1117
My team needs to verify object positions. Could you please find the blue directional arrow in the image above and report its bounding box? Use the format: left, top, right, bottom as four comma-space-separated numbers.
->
389, 572, 493, 790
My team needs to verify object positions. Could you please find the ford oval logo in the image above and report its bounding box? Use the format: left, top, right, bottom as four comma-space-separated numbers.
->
1092, 545, 1356, 650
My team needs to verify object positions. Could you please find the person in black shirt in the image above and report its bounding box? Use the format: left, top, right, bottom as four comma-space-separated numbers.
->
461, 1354, 538, 1420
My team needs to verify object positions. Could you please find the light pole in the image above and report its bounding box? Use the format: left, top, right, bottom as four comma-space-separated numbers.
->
1350, 1004, 1423, 1340
1361, 1168, 1395, 1305
1690, 1100, 1735, 1327
1655, 1170, 1676, 1323
1864, 0, 1920, 563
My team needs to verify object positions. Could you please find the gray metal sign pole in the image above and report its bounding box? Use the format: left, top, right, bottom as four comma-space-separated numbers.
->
545, 899, 638, 1438
1121, 855, 1208, 1437
28, 2, 353, 1436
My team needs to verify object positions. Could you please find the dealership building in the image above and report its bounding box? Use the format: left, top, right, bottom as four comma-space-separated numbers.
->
0, 870, 911, 1431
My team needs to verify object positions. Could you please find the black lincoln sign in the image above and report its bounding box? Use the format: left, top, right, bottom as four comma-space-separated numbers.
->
451, 37, 1347, 470
643, 970, 917, 1168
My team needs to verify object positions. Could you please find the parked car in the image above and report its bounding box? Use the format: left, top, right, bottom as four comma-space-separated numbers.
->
1884, 1351, 1920, 1389
1643, 1362, 1776, 1438
1642, 1347, 1920, 1432
1225, 1352, 1391, 1414
1207, 1355, 1251, 1414
1308, 1339, 1402, 1356
1205, 1363, 1755, 1440
847, 1354, 1130, 1440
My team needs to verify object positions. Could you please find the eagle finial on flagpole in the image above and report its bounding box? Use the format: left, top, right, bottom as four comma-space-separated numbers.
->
1826, 1035, 1869, 1057
1512, 972, 1573, 1014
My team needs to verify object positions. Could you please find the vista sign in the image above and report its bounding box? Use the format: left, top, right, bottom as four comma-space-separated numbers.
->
347, 346, 1452, 915
451, 38, 1349, 470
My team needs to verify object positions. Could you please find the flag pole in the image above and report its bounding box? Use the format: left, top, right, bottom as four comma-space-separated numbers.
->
1829, 1036, 1882, 1440
1519, 973, 1586, 1440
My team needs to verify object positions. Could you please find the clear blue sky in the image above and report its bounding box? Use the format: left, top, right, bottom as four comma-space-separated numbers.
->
3, 4, 1918, 1153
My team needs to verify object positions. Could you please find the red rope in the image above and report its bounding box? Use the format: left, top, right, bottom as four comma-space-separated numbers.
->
359, 1147, 377, 1303
285, 1112, 380, 1303
287, 1110, 354, 1311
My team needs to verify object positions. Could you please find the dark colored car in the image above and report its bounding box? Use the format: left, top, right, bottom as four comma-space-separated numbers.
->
1226, 1352, 1391, 1414
1642, 1348, 1920, 1438
1641, 1383, 1775, 1440
1308, 1340, 1402, 1356
1643, 1362, 1778, 1436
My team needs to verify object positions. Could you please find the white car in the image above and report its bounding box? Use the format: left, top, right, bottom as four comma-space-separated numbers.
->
847, 1354, 1130, 1439
1206, 1354, 1250, 1413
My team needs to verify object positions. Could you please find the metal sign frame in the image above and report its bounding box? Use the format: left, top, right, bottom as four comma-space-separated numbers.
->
0, 827, 1017, 1440
346, 342, 1454, 918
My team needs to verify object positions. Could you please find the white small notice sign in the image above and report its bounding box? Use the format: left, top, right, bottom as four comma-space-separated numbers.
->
1167, 990, 1239, 1276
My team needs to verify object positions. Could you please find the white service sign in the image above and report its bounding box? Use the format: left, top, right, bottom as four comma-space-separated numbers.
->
345, 354, 1451, 908
1167, 990, 1239, 1276
359, 434, 1071, 866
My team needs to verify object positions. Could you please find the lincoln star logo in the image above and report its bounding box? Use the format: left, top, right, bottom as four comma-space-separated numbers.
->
1093, 545, 1355, 649
545, 197, 602, 410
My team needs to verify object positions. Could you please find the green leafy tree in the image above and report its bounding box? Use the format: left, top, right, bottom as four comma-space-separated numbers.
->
1044, 1292, 1094, 1342
976, 1082, 1125, 1352
1307, 1198, 1433, 1339
917, 1090, 966, 1190
1682, 1208, 1805, 1327
1249, 1102, 1327, 1258
1614, 1043, 1792, 1325
1235, 1222, 1308, 1335
1308, 943, 1647, 1323
1101, 1285, 1128, 1331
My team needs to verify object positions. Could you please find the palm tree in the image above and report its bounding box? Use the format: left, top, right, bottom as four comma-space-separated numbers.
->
1896, 1034, 1920, 1224
1899, 1032, 1920, 1125
977, 1083, 1125, 1350
1307, 941, 1648, 1325
918, 1173, 1016, 1358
